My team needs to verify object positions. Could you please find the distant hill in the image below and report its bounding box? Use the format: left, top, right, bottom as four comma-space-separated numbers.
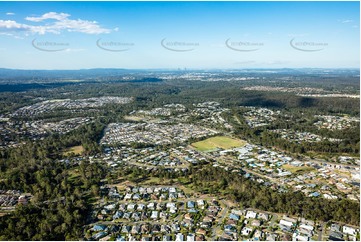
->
0, 68, 164, 84
0, 67, 358, 84
0, 68, 134, 79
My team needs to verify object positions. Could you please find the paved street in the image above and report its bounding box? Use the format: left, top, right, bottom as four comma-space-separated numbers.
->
211, 200, 229, 240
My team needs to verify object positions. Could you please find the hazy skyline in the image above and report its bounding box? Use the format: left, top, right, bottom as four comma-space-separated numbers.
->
0, 1, 359, 69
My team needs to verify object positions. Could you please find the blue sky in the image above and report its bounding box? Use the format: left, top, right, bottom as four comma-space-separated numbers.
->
0, 1, 359, 69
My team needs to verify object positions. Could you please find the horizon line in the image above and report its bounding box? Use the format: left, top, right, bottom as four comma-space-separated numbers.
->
0, 67, 360, 71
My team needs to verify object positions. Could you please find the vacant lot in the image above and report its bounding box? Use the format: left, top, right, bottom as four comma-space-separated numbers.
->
123, 115, 144, 121
192, 136, 246, 152
282, 164, 315, 173
63, 145, 84, 156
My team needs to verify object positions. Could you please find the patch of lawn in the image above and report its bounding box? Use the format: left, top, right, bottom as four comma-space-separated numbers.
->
123, 115, 144, 121
282, 164, 315, 173
63, 145, 84, 156
192, 136, 247, 152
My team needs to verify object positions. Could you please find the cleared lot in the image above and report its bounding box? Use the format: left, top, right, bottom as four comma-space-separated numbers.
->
192, 136, 246, 152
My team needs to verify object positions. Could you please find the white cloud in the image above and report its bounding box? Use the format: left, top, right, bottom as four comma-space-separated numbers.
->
0, 32, 14, 36
0, 11, 113, 36
0, 20, 30, 31
52, 18, 111, 34
25, 12, 70, 22
0, 31, 24, 39
0, 20, 53, 35
342, 20, 353, 23
338, 19, 353, 24
6, 12, 15, 16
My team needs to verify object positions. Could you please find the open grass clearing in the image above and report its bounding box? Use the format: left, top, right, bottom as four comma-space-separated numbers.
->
282, 164, 315, 173
191, 136, 247, 152
63, 145, 84, 156
123, 115, 144, 121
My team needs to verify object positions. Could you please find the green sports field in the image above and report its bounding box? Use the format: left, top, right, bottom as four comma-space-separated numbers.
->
191, 136, 246, 152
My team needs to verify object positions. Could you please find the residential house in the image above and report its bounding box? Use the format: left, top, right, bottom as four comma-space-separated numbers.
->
141, 236, 151, 241
163, 235, 172, 241
254, 230, 263, 240
152, 224, 161, 233
200, 222, 212, 229
251, 220, 261, 227
187, 201, 196, 208
156, 203, 165, 211
184, 213, 193, 220
121, 225, 131, 234
161, 225, 171, 234
203, 216, 214, 223
133, 193, 141, 200
127, 203, 136, 211
187, 233, 195, 241
266, 233, 278, 241
151, 211, 158, 220
131, 212, 141, 221
160, 211, 168, 219
122, 212, 131, 220
343, 226, 357, 236
147, 202, 155, 210
231, 209, 244, 216
224, 225, 236, 232
195, 235, 205, 241
171, 223, 181, 232
93, 224, 107, 231
131, 225, 141, 234
137, 204, 145, 211
258, 213, 269, 221
245, 210, 257, 219
93, 232, 107, 240
166, 202, 176, 209
196, 229, 207, 236
175, 233, 184, 241
113, 211, 123, 220
241, 227, 253, 236
229, 213, 240, 221
141, 224, 150, 234
169, 193, 177, 200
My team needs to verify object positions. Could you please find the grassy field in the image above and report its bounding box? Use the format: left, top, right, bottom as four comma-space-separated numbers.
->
63, 145, 84, 156
123, 115, 144, 121
333, 169, 351, 178
191, 136, 247, 152
282, 164, 315, 173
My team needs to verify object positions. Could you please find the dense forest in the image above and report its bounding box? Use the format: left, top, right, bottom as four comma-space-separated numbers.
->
0, 122, 106, 240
